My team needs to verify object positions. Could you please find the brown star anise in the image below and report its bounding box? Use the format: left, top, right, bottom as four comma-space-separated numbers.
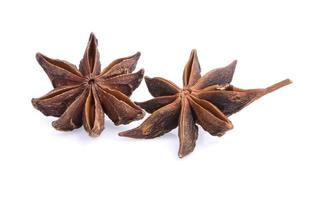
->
119, 49, 291, 158
32, 33, 145, 136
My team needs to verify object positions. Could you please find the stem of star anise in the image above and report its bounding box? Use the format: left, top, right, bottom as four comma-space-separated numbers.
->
265, 79, 292, 94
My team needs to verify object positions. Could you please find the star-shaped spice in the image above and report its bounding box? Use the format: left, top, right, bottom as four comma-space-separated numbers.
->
119, 49, 291, 158
32, 33, 145, 136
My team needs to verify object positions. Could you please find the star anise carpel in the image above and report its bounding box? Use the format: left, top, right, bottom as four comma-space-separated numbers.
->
119, 49, 292, 158
32, 33, 145, 137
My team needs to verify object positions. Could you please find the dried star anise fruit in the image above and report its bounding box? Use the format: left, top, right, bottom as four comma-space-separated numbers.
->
119, 49, 291, 158
32, 33, 145, 136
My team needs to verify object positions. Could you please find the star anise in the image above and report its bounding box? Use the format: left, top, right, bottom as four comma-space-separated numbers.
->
32, 33, 145, 137
119, 49, 291, 158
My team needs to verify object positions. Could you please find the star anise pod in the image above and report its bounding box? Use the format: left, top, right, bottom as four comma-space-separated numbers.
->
32, 33, 145, 137
119, 49, 291, 158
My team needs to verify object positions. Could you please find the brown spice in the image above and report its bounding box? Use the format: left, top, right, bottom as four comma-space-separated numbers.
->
119, 49, 291, 158
32, 33, 145, 136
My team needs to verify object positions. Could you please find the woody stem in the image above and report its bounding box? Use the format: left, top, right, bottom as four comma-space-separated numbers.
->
265, 79, 292, 94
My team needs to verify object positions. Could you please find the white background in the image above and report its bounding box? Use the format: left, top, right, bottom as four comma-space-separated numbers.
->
0, 0, 322, 199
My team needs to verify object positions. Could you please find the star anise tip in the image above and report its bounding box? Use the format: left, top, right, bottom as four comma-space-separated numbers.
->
51, 121, 63, 131
132, 110, 146, 122
35, 52, 45, 62
118, 130, 132, 137
229, 59, 238, 69
31, 98, 37, 106
35, 52, 42, 58
134, 51, 141, 58
178, 154, 184, 158
178, 149, 193, 158
31, 98, 42, 113
226, 122, 234, 130
89, 32, 97, 40
137, 110, 146, 119
88, 131, 102, 138
118, 132, 126, 137
138, 68, 145, 75
118, 128, 144, 138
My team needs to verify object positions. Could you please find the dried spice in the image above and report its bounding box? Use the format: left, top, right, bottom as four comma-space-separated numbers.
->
32, 33, 145, 136
119, 49, 291, 158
